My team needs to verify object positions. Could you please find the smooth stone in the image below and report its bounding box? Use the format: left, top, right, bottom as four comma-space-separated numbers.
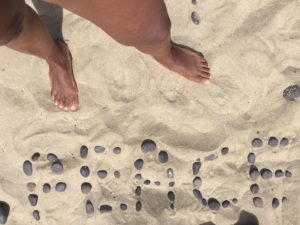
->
80, 145, 88, 158
80, 166, 90, 178
205, 154, 217, 161
280, 137, 289, 146
283, 84, 300, 101
167, 168, 174, 178
144, 180, 151, 185
47, 153, 58, 163
247, 153, 256, 163
249, 165, 259, 180
272, 198, 280, 208
222, 200, 230, 208
114, 171, 120, 178
191, 11, 200, 25
141, 139, 156, 153
253, 197, 263, 208
81, 183, 92, 194
252, 138, 263, 148
99, 205, 112, 213
158, 151, 168, 163
28, 194, 38, 206
208, 198, 220, 210
86, 200, 94, 215
23, 160, 32, 176
32, 210, 40, 221
113, 147, 121, 154
275, 169, 284, 177
31, 152, 40, 161
260, 168, 272, 179
193, 177, 202, 189
168, 191, 175, 202
0, 201, 10, 224
43, 183, 51, 193
250, 184, 259, 194
55, 182, 67, 192
135, 186, 142, 196
120, 204, 127, 211
135, 174, 142, 180
94, 146, 105, 153
97, 170, 108, 179
192, 161, 201, 175
232, 198, 238, 204
51, 161, 64, 174
221, 147, 229, 155
26, 182, 36, 192
193, 189, 202, 201
136, 201, 142, 211
134, 159, 144, 170
285, 170, 292, 177
268, 137, 278, 147
154, 181, 161, 186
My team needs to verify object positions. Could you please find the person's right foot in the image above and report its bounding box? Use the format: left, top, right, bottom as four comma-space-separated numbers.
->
48, 42, 79, 111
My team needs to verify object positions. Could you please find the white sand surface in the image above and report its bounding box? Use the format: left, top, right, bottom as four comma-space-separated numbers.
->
0, 0, 299, 224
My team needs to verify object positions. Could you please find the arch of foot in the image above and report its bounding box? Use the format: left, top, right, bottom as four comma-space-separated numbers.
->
249, 137, 291, 209
23, 152, 67, 221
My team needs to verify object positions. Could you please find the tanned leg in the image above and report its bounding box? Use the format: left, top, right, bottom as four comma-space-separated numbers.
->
46, 0, 211, 84
0, 0, 78, 111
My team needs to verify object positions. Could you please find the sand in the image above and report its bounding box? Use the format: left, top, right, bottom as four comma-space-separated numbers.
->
0, 0, 299, 224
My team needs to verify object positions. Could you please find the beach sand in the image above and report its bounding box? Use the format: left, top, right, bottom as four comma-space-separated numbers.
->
0, 0, 299, 224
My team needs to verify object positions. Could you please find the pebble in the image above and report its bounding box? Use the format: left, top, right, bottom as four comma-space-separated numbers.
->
31, 152, 40, 161
192, 160, 201, 175
252, 138, 263, 148
158, 151, 168, 163
100, 205, 112, 213
141, 139, 156, 153
23, 160, 33, 176
80, 145, 88, 158
0, 201, 10, 224
55, 182, 67, 192
43, 183, 51, 193
208, 198, 220, 210
32, 210, 40, 221
80, 166, 90, 178
253, 197, 263, 208
81, 183, 92, 194
47, 153, 58, 163
134, 159, 144, 170
86, 200, 94, 215
191, 11, 200, 25
94, 146, 105, 153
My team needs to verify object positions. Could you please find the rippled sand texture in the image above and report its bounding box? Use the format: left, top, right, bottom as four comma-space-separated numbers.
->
0, 0, 299, 224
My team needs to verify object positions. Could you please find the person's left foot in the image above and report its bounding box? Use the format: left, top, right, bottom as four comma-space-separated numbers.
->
48, 42, 79, 111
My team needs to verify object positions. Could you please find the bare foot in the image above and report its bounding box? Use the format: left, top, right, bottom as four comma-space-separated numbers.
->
48, 42, 79, 111
154, 41, 211, 84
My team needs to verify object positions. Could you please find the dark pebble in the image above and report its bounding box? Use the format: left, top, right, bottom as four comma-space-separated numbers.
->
275, 169, 284, 178
80, 145, 88, 158
208, 198, 220, 210
221, 147, 229, 155
232, 198, 238, 204
252, 138, 263, 148
193, 161, 201, 175
193, 189, 202, 201
193, 177, 202, 189
32, 210, 40, 221
169, 182, 175, 187
272, 198, 280, 208
253, 197, 263, 208
135, 186, 142, 196
141, 139, 156, 153
134, 159, 144, 170
86, 200, 94, 215
26, 182, 36, 192
280, 137, 289, 146
247, 152, 256, 163
202, 198, 207, 206
170, 203, 175, 210
0, 201, 10, 224
23, 160, 33, 176
168, 191, 175, 202
260, 168, 272, 179
43, 183, 51, 193
250, 184, 259, 194
100, 205, 112, 213
28, 194, 38, 206
205, 154, 217, 161
113, 147, 121, 154
154, 181, 161, 186
283, 84, 300, 101
47, 153, 58, 163
31, 152, 40, 161
136, 201, 142, 211
222, 200, 230, 208
94, 146, 105, 153
167, 168, 174, 178
158, 151, 168, 163
249, 165, 260, 180
114, 171, 120, 178
120, 203, 127, 211
191, 11, 200, 25
144, 180, 151, 185
55, 182, 67, 192
192, 0, 197, 5
97, 170, 108, 179
135, 174, 142, 180
268, 137, 278, 147
285, 170, 292, 177
81, 183, 92, 194
80, 166, 90, 178
51, 160, 64, 174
